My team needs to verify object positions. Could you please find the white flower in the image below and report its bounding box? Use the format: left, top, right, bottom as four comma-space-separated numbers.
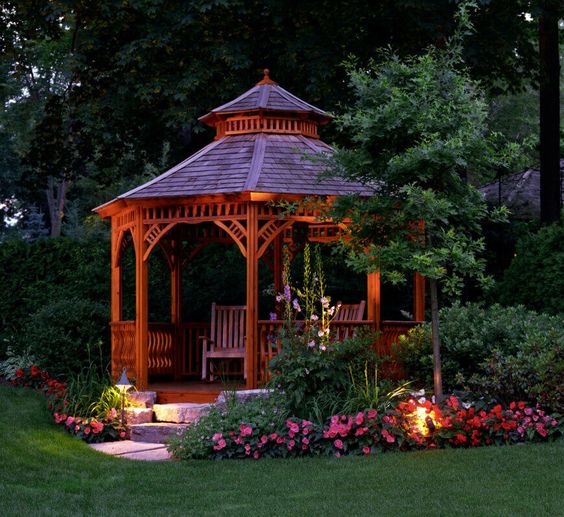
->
320, 344, 327, 351
318, 330, 324, 337
320, 296, 329, 308
275, 294, 282, 302
311, 314, 319, 321
328, 306, 335, 316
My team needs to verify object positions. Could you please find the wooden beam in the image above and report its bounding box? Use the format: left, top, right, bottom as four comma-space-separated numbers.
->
171, 227, 183, 381
245, 202, 259, 388
413, 272, 426, 321
367, 272, 381, 332
110, 217, 122, 381
135, 207, 149, 390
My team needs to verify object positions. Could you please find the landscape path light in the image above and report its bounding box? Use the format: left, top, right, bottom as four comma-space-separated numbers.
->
115, 367, 133, 429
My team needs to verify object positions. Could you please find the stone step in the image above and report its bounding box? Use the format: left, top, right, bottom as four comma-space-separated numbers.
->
129, 423, 189, 444
152, 402, 211, 424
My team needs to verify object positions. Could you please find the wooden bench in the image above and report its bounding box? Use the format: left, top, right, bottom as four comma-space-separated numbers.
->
334, 300, 366, 339
201, 303, 246, 381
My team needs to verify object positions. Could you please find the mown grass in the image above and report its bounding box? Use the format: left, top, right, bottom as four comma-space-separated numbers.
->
0, 384, 563, 517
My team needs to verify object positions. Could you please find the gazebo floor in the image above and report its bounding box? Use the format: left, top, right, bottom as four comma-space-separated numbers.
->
149, 380, 245, 404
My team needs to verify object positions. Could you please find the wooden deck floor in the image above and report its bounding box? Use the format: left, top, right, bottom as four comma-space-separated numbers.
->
149, 381, 245, 404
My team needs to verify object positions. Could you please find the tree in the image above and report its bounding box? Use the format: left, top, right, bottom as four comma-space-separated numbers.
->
326, 6, 514, 402
538, 0, 562, 223
0, 0, 548, 236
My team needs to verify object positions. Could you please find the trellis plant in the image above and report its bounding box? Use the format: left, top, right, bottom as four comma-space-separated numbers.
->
275, 243, 341, 351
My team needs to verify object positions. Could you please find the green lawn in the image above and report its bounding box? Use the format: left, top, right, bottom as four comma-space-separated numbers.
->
1, 385, 563, 517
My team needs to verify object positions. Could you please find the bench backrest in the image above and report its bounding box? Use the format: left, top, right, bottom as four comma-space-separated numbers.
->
210, 303, 246, 349
335, 300, 366, 321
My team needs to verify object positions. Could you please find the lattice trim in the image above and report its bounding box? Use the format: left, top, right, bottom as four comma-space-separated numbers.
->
214, 220, 247, 257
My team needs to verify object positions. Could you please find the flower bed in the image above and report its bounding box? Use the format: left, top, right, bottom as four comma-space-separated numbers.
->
10, 366, 124, 443
170, 395, 561, 460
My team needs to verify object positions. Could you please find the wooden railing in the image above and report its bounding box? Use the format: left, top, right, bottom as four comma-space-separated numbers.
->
257, 319, 420, 382
111, 319, 420, 382
110, 321, 136, 380
179, 322, 210, 377
147, 323, 175, 376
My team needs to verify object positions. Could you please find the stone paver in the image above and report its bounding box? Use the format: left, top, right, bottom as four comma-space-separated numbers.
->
90, 440, 172, 461
126, 391, 157, 408
153, 403, 211, 423
125, 407, 153, 424
129, 422, 189, 443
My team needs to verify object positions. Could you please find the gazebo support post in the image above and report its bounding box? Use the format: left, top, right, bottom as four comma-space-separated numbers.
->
273, 234, 283, 294
110, 218, 122, 380
245, 202, 259, 389
171, 227, 183, 381
367, 271, 381, 331
135, 207, 149, 390
413, 272, 425, 321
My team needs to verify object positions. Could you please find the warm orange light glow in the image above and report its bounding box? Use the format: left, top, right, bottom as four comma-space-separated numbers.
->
405, 401, 442, 437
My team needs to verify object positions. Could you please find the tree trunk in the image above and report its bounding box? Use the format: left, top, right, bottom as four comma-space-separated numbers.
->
429, 278, 443, 404
46, 176, 69, 238
539, 3, 561, 224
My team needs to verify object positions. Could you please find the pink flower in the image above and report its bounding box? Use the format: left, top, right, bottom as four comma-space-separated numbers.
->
253, 450, 260, 460
535, 424, 548, 437
269, 433, 278, 441
334, 439, 344, 450
302, 437, 309, 445
84, 427, 91, 435
286, 421, 300, 433
212, 433, 223, 441
240, 424, 253, 436
381, 429, 395, 443
260, 435, 268, 444
91, 421, 104, 434
362, 446, 371, 455
234, 436, 243, 445
335, 452, 341, 458
213, 439, 227, 451
355, 412, 364, 425
65, 416, 74, 427
74, 425, 80, 432
119, 431, 126, 439
367, 409, 377, 420
524, 407, 533, 416
288, 431, 295, 438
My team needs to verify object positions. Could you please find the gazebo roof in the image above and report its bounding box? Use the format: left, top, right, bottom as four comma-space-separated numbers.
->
98, 70, 369, 208
199, 69, 331, 126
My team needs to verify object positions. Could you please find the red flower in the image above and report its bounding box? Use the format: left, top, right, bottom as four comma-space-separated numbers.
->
30, 365, 41, 377
15, 369, 24, 378
455, 433, 467, 443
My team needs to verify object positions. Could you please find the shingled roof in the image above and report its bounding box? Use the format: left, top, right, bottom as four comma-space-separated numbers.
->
109, 71, 370, 202
198, 69, 331, 125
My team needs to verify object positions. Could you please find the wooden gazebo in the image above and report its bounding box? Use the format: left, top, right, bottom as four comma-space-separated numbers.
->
95, 70, 424, 401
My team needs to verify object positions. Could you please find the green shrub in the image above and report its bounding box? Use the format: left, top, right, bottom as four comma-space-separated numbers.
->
397, 303, 564, 412
496, 223, 564, 315
19, 299, 109, 378
269, 332, 380, 422
169, 392, 288, 460
0, 236, 110, 358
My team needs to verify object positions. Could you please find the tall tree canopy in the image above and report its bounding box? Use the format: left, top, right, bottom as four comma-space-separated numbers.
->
0, 0, 557, 235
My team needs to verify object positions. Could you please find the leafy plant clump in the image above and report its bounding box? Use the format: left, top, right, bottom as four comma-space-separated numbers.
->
496, 222, 564, 315
169, 395, 561, 461
396, 303, 564, 412
9, 365, 125, 443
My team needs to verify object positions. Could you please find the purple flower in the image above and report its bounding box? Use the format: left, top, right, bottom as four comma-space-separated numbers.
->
284, 285, 291, 302
292, 299, 301, 312
275, 294, 282, 303
307, 340, 316, 348
269, 312, 278, 321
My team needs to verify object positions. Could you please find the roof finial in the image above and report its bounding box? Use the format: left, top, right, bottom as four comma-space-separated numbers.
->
256, 68, 277, 86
